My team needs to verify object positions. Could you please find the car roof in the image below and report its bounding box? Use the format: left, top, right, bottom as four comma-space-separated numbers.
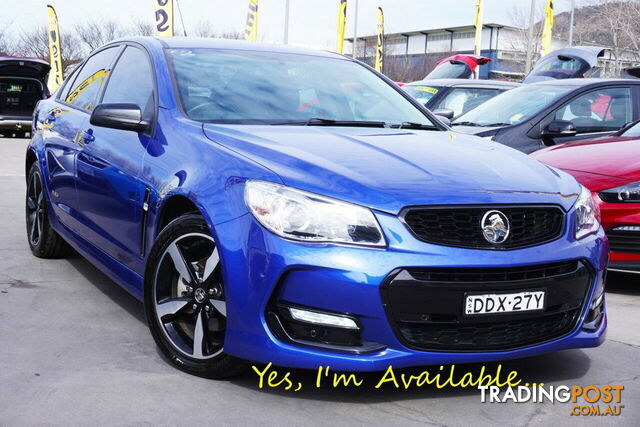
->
528, 78, 640, 87
111, 36, 346, 60
405, 78, 521, 89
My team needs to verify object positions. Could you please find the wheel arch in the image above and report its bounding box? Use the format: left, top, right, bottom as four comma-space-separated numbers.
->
155, 194, 206, 237
25, 148, 37, 178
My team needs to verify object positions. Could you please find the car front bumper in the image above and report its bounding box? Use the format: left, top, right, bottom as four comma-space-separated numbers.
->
214, 210, 608, 371
599, 200, 640, 273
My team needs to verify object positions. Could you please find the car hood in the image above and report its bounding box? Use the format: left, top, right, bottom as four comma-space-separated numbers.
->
449, 125, 504, 136
203, 125, 580, 213
532, 136, 640, 186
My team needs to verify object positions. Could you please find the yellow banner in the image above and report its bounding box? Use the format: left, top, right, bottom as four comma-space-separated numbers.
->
336, 0, 347, 54
46, 5, 64, 93
375, 7, 384, 72
540, 0, 554, 56
154, 0, 174, 37
473, 0, 484, 57
244, 0, 259, 42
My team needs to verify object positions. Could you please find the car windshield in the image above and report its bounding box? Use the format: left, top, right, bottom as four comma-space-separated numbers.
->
451, 84, 574, 127
168, 48, 436, 126
403, 85, 442, 105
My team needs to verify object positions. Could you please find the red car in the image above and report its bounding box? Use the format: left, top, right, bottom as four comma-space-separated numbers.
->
533, 122, 640, 274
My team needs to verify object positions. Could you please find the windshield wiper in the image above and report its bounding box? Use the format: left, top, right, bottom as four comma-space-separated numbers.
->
481, 122, 511, 127
389, 122, 440, 130
450, 121, 481, 127
272, 117, 387, 127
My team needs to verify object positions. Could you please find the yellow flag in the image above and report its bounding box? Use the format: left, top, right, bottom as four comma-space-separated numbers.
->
540, 0, 554, 56
375, 7, 384, 72
244, 0, 259, 42
154, 0, 174, 37
46, 5, 63, 93
336, 0, 347, 54
473, 0, 484, 57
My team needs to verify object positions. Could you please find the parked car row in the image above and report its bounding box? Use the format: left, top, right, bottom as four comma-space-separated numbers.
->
400, 51, 640, 277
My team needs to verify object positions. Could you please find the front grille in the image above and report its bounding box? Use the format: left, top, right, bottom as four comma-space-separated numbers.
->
606, 229, 640, 253
399, 310, 579, 351
409, 261, 579, 283
402, 205, 565, 250
381, 260, 592, 352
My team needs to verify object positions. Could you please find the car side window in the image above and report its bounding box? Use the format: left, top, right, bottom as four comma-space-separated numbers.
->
101, 46, 155, 121
64, 47, 118, 111
554, 87, 632, 134
433, 88, 501, 118
58, 66, 83, 101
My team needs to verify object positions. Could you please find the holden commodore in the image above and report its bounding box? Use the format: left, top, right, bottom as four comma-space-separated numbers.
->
26, 37, 608, 378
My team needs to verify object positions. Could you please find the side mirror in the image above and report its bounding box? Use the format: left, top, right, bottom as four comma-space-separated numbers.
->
542, 120, 577, 137
541, 120, 577, 146
90, 103, 149, 133
433, 108, 455, 120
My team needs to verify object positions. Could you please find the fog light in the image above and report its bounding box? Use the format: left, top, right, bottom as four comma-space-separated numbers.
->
584, 285, 605, 331
591, 292, 604, 310
289, 307, 359, 329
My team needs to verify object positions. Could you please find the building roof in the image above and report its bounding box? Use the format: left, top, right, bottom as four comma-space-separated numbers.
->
346, 23, 520, 41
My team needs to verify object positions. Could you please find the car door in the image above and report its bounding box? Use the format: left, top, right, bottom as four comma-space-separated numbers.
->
74, 45, 156, 274
542, 86, 634, 146
42, 47, 119, 232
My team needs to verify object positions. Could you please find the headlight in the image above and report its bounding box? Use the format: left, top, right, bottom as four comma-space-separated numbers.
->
575, 185, 600, 240
599, 181, 640, 203
244, 180, 385, 246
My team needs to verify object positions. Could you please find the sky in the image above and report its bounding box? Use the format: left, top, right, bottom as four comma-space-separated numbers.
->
3, 0, 572, 50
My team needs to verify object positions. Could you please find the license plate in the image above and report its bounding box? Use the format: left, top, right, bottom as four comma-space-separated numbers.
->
465, 291, 545, 315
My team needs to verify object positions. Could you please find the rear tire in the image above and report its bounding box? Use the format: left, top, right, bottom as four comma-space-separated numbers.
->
144, 214, 247, 378
26, 162, 73, 258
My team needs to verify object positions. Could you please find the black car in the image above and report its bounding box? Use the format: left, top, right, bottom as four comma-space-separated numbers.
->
0, 57, 51, 137
403, 78, 520, 120
450, 78, 640, 153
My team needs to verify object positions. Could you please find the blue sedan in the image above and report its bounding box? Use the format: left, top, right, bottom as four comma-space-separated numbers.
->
27, 37, 608, 378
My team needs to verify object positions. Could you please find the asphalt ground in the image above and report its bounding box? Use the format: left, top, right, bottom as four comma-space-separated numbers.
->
0, 137, 638, 426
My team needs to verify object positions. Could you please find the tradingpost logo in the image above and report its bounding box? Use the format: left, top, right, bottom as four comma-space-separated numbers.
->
480, 384, 625, 416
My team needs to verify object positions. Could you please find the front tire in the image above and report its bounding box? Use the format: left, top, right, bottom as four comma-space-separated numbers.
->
26, 162, 73, 258
144, 214, 247, 378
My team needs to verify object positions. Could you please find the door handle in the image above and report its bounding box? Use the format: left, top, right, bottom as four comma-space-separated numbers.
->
77, 129, 95, 144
